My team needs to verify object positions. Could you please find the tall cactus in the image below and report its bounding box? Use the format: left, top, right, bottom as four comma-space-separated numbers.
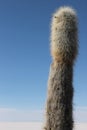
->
43, 7, 78, 130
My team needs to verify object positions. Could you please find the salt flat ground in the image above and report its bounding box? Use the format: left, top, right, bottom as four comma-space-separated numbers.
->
0, 122, 87, 130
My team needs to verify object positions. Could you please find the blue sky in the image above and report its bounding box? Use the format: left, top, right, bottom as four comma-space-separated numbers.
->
0, 0, 87, 122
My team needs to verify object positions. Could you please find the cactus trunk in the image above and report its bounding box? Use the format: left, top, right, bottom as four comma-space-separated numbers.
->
43, 7, 78, 130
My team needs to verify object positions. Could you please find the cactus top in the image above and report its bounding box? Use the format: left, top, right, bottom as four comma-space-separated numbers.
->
51, 7, 78, 64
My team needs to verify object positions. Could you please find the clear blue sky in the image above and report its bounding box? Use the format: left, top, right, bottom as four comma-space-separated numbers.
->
0, 0, 87, 113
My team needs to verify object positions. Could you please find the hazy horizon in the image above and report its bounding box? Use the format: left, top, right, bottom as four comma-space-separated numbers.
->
0, 122, 87, 130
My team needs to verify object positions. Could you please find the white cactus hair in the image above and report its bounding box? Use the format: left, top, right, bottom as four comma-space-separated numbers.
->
51, 6, 78, 64
53, 6, 77, 18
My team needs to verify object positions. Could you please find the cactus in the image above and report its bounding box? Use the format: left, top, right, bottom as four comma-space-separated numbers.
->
43, 7, 78, 130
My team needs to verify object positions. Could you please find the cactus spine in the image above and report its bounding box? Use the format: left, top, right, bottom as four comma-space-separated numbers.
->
43, 7, 78, 130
